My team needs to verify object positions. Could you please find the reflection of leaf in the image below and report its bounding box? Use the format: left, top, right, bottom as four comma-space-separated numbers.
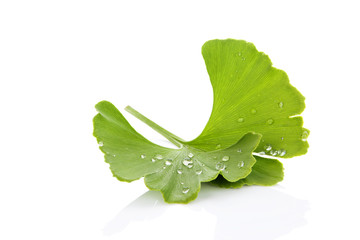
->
93, 101, 261, 203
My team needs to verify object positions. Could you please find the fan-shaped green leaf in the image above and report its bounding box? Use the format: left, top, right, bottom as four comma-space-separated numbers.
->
188, 39, 309, 158
93, 101, 261, 203
211, 156, 284, 188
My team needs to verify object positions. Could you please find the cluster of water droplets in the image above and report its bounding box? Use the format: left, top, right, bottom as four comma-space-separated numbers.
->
182, 157, 193, 168
261, 144, 286, 157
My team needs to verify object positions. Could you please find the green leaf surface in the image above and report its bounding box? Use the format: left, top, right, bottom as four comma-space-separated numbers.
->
93, 101, 261, 203
93, 39, 309, 202
188, 39, 309, 158
211, 156, 284, 188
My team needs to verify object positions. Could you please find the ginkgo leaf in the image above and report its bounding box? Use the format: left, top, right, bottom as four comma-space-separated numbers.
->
187, 39, 309, 159
93, 101, 261, 203
137, 39, 307, 188
210, 156, 284, 188
94, 39, 309, 201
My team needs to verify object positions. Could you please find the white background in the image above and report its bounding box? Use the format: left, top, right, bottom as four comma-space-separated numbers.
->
1, 0, 359, 239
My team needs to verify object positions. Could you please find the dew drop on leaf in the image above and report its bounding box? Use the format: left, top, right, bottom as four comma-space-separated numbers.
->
278, 101, 284, 108
196, 170, 202, 175
98, 141, 103, 147
222, 156, 230, 161
216, 144, 221, 149
281, 137, 284, 141
267, 119, 274, 125
238, 52, 242, 56
188, 153, 194, 158
270, 150, 277, 156
155, 154, 163, 160
237, 149, 242, 153
237, 117, 244, 123
165, 160, 172, 166
216, 162, 225, 171
151, 158, 156, 163
182, 187, 190, 194
238, 161, 244, 168
301, 130, 309, 141
279, 149, 286, 156
140, 154, 146, 159
177, 169, 183, 174
259, 151, 265, 155
264, 144, 272, 151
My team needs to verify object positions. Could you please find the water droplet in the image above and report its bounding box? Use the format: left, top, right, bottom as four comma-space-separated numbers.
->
238, 161, 244, 168
182, 158, 193, 168
180, 182, 184, 185
264, 144, 272, 151
98, 141, 103, 147
237, 149, 242, 153
154, 154, 163, 160
216, 144, 221, 149
196, 170, 202, 175
113, 154, 116, 157
140, 154, 146, 159
278, 102, 284, 108
201, 163, 205, 167
241, 57, 246, 61
259, 151, 265, 155
251, 108, 257, 114
165, 160, 172, 166
151, 158, 156, 163
279, 149, 286, 156
267, 119, 274, 125
301, 130, 309, 141
238, 52, 242, 56
222, 156, 230, 161
177, 169, 183, 174
237, 117, 244, 123
270, 150, 277, 156
216, 162, 226, 171
182, 187, 190, 194
281, 137, 284, 141
188, 153, 194, 158
162, 166, 166, 169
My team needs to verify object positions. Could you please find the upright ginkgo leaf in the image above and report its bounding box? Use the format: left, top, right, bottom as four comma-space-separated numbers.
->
188, 39, 309, 158
93, 101, 261, 203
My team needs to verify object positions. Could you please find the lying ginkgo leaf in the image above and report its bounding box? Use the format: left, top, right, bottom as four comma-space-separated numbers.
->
93, 101, 261, 203
210, 156, 284, 188
123, 39, 309, 188
94, 39, 309, 202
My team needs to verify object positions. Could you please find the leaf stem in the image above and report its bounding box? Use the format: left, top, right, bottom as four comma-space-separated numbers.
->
125, 106, 185, 148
